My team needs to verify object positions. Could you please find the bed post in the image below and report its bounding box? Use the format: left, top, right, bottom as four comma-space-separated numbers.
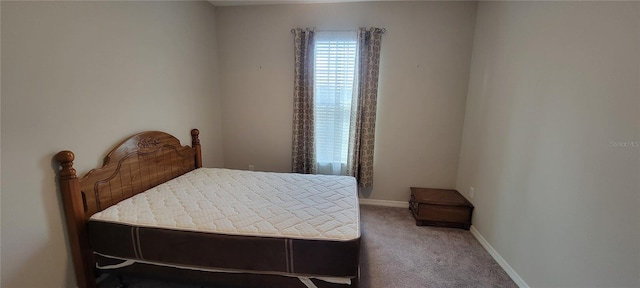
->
55, 151, 97, 288
191, 129, 202, 168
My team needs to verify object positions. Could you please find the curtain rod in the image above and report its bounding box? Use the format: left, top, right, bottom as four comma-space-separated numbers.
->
290, 27, 387, 34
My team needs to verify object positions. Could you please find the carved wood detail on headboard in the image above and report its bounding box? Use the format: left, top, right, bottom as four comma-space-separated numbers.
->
78, 131, 199, 217
54, 129, 202, 288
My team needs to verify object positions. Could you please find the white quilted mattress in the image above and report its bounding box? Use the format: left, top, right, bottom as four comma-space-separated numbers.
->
90, 168, 360, 241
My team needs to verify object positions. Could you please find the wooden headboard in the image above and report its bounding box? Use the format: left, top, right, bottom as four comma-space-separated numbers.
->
54, 129, 202, 288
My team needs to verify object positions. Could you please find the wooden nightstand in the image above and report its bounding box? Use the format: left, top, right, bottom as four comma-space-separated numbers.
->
409, 187, 474, 230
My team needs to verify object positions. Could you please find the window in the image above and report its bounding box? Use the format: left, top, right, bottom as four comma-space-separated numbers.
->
313, 31, 358, 175
292, 27, 382, 187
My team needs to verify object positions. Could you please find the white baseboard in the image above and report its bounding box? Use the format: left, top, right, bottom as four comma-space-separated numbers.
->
470, 226, 529, 288
361, 200, 529, 287
358, 198, 409, 208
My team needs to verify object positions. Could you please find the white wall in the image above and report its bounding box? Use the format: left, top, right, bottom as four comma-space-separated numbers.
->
457, 1, 640, 287
0, 0, 3, 280
216, 1, 477, 201
0, 1, 223, 287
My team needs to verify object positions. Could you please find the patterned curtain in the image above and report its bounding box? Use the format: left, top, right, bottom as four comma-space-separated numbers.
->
347, 27, 384, 191
291, 28, 317, 174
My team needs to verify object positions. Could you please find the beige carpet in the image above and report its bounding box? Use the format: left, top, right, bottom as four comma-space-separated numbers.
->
100, 205, 517, 288
358, 205, 516, 288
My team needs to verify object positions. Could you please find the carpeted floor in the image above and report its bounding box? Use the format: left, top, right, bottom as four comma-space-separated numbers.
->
358, 205, 516, 288
100, 205, 517, 288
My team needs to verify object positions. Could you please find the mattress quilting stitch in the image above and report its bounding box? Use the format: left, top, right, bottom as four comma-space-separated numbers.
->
90, 168, 360, 241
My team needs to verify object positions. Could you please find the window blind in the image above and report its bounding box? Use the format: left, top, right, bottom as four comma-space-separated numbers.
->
313, 32, 358, 174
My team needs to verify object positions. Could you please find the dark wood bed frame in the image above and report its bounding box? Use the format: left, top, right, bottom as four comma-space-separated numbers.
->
56, 129, 359, 288
55, 129, 202, 288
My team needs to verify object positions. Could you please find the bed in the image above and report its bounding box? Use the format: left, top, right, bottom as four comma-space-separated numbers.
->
55, 129, 361, 288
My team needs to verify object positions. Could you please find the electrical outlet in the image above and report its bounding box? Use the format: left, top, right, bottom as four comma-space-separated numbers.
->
248, 165, 255, 171
469, 187, 475, 198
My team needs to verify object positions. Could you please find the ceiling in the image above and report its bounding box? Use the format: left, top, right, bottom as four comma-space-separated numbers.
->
209, 0, 427, 6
